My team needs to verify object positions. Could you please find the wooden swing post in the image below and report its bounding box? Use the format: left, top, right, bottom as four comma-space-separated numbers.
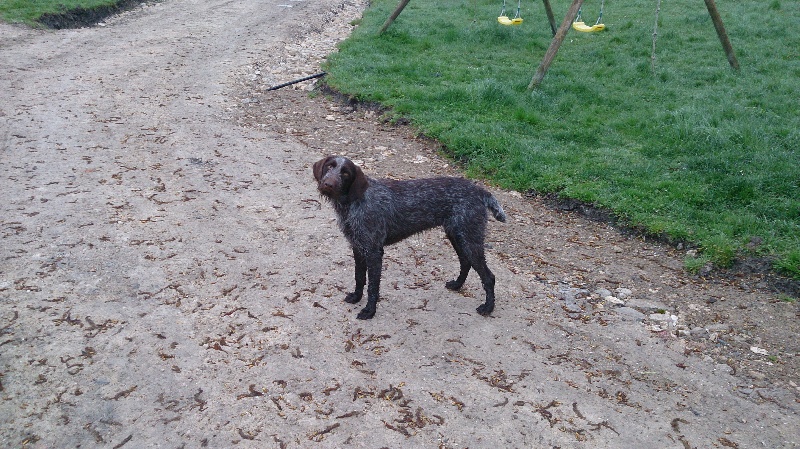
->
541, 0, 557, 36
703, 0, 739, 70
379, 0, 412, 35
528, 0, 584, 90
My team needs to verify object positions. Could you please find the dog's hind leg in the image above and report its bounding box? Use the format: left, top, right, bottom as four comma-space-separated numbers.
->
475, 264, 494, 316
445, 232, 471, 291
345, 248, 366, 304
462, 240, 496, 316
474, 263, 496, 316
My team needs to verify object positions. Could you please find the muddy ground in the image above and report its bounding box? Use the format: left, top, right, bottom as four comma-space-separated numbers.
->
1, 0, 798, 448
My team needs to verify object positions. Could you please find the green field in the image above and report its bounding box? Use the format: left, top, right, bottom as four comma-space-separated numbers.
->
324, 0, 799, 278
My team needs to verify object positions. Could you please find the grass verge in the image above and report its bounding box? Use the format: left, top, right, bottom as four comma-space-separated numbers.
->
0, 0, 145, 28
324, 0, 799, 280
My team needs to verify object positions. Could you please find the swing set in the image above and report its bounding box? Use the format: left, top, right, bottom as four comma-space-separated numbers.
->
377, 0, 739, 89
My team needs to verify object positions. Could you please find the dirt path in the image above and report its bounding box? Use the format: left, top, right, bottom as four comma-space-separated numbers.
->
1, 1, 797, 447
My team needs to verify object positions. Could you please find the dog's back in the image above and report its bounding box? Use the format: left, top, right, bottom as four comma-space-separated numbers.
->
347, 177, 504, 246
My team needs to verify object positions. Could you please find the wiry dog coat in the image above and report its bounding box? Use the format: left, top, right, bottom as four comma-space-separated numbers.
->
313, 155, 506, 319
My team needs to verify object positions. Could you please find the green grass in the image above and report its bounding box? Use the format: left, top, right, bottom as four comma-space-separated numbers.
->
0, 0, 122, 25
324, 0, 800, 279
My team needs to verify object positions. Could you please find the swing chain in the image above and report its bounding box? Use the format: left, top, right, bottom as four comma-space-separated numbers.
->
500, 0, 522, 19
596, 0, 604, 25
576, 0, 604, 26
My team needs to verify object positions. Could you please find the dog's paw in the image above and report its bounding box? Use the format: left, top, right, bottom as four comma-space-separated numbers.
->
476, 303, 494, 316
344, 292, 362, 304
356, 307, 376, 320
445, 280, 464, 291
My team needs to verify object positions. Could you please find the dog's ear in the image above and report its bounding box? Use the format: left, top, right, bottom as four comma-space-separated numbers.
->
348, 163, 369, 201
312, 157, 331, 181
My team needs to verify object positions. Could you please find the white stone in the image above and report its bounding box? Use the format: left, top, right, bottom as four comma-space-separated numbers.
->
750, 346, 769, 356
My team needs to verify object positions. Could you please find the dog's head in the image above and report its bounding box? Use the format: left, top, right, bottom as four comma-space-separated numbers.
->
313, 156, 368, 202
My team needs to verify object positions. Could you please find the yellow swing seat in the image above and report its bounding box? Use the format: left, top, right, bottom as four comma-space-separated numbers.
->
498, 15, 523, 25
572, 1, 606, 32
572, 21, 605, 32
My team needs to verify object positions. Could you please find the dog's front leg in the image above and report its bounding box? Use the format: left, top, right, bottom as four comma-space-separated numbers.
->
356, 247, 383, 320
344, 248, 366, 304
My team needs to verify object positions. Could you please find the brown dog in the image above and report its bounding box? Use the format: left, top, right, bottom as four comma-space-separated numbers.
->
313, 156, 505, 320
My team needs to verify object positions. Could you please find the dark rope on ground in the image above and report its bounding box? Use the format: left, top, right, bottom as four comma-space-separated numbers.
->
267, 72, 327, 91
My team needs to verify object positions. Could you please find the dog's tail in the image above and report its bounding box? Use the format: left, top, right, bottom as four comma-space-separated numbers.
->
484, 193, 507, 222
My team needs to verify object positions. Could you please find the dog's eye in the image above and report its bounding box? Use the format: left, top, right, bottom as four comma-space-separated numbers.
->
341, 172, 350, 179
